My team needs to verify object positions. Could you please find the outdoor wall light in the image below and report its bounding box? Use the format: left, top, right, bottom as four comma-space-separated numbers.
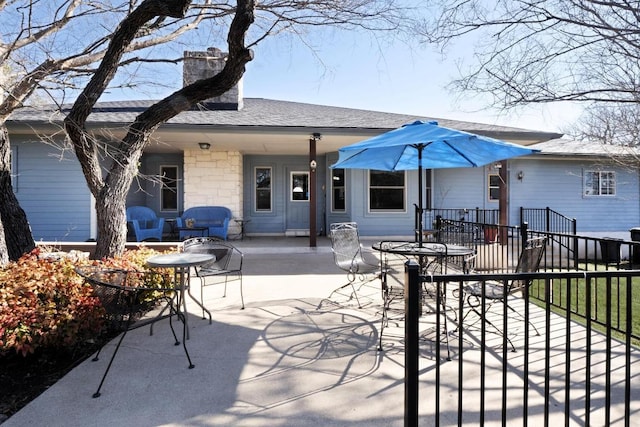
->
311, 132, 322, 141
517, 171, 524, 181
198, 142, 211, 150
310, 160, 317, 171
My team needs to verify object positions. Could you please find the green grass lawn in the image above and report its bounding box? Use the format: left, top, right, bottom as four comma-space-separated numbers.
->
529, 274, 640, 348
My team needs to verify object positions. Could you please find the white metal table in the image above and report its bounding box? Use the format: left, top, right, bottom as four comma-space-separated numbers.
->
147, 252, 215, 338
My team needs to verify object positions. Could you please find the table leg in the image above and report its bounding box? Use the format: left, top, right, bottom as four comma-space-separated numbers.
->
174, 266, 190, 340
185, 269, 212, 324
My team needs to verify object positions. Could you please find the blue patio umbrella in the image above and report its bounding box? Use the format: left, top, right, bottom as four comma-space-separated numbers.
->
331, 120, 539, 244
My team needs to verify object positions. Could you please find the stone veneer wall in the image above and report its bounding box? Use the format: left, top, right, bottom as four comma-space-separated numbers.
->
183, 149, 243, 235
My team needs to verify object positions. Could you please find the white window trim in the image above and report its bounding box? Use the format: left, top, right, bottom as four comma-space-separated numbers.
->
584, 170, 616, 197
290, 171, 310, 202
255, 166, 272, 212
367, 170, 407, 213
159, 164, 179, 212
488, 173, 500, 202
331, 168, 346, 213
10, 146, 17, 191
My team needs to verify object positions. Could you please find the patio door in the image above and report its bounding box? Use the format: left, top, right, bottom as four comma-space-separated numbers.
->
286, 170, 310, 236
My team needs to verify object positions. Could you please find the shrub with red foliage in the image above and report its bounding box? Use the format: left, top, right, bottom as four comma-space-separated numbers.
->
0, 246, 172, 357
0, 248, 101, 356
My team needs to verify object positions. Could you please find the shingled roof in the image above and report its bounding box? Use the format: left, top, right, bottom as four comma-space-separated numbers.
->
10, 98, 560, 137
530, 138, 640, 157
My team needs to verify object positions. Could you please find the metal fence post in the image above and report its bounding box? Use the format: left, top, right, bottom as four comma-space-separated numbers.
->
520, 221, 529, 242
405, 260, 420, 427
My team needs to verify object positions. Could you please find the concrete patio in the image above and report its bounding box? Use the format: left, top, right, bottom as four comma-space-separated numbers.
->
4, 237, 639, 426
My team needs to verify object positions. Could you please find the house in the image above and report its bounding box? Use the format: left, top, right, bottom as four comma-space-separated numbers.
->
11, 47, 631, 243
512, 139, 640, 240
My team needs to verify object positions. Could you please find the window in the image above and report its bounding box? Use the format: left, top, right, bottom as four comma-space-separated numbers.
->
369, 170, 405, 211
255, 167, 272, 211
160, 165, 178, 211
424, 169, 432, 209
290, 172, 309, 201
488, 174, 500, 201
332, 168, 345, 212
10, 146, 17, 191
584, 170, 616, 196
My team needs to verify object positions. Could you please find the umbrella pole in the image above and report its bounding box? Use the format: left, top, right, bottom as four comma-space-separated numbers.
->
418, 147, 423, 247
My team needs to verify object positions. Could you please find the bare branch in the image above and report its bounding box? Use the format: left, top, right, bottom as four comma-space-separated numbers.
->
569, 104, 640, 146
64, 0, 193, 194
420, 0, 640, 108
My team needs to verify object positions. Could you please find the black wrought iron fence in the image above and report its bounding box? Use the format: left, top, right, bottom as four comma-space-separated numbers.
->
414, 207, 499, 242
403, 263, 640, 426
521, 206, 577, 236
433, 222, 640, 340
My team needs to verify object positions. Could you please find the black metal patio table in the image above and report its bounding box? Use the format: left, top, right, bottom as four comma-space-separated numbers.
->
372, 241, 474, 426
372, 240, 474, 277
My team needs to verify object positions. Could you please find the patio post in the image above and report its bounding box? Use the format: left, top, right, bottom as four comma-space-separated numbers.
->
309, 134, 320, 247
498, 159, 508, 244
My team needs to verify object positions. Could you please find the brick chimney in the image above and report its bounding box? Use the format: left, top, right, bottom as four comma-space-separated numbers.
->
183, 47, 243, 110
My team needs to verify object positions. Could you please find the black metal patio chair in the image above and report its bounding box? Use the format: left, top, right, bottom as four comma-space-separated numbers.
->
75, 266, 193, 398
459, 236, 547, 351
375, 241, 461, 358
182, 236, 245, 312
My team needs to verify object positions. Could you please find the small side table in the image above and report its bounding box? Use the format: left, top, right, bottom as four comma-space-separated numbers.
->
177, 226, 209, 241
166, 218, 178, 240
233, 218, 250, 240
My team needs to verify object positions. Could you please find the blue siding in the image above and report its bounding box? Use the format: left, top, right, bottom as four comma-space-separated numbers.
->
345, 168, 415, 237
240, 155, 640, 237
510, 158, 640, 232
15, 138, 640, 242
243, 155, 327, 235
324, 150, 418, 237
324, 156, 495, 237
432, 167, 491, 210
126, 153, 184, 219
14, 140, 91, 241
14, 142, 185, 242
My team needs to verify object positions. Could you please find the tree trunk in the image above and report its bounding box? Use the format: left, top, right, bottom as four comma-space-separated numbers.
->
0, 210, 7, 267
65, 0, 255, 260
93, 189, 128, 260
92, 149, 142, 260
0, 123, 35, 264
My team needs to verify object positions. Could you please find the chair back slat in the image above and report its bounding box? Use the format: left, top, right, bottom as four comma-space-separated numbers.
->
330, 222, 364, 271
512, 237, 547, 292
75, 266, 174, 331
183, 237, 242, 274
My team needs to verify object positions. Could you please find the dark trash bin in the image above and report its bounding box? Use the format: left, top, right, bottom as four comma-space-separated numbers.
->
600, 238, 622, 264
630, 228, 640, 263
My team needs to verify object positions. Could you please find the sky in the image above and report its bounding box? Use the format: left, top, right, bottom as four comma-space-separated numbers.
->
238, 30, 582, 135
103, 18, 583, 136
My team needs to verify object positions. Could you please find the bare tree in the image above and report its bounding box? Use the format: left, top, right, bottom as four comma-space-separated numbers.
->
0, 0, 413, 264
419, 0, 640, 110
0, 0, 223, 264
63, 0, 413, 259
569, 104, 640, 146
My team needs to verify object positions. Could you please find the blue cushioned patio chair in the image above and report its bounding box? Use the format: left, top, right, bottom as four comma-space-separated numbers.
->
126, 206, 165, 242
176, 206, 232, 240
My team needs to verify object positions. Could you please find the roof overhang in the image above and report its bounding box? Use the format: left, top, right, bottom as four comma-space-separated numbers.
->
7, 120, 560, 156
